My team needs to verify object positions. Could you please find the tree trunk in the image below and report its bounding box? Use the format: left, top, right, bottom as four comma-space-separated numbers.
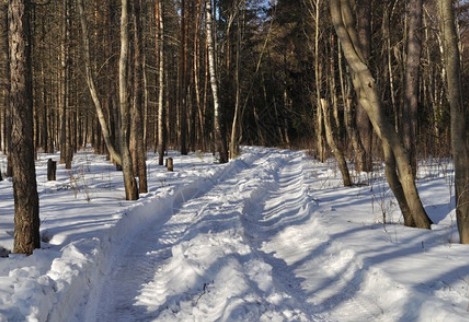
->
321, 99, 352, 186
118, 0, 138, 200
229, 4, 242, 159
403, 0, 423, 176
206, 0, 228, 163
179, 0, 188, 155
59, 0, 72, 169
9, 0, 41, 255
313, 0, 325, 162
354, 0, 373, 172
437, 0, 469, 243
131, 0, 147, 194
156, 0, 166, 166
1, 1, 11, 177
330, 0, 432, 229
77, 0, 122, 166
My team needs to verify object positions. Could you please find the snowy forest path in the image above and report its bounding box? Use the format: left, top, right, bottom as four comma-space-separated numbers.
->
86, 149, 319, 321
84, 148, 385, 322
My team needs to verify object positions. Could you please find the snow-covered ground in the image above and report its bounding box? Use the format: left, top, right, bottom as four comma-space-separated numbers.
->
0, 146, 468, 321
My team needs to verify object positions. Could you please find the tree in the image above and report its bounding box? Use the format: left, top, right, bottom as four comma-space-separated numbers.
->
59, 0, 73, 169
77, 0, 122, 166
9, 0, 41, 254
403, 0, 424, 175
156, 0, 166, 166
130, 0, 148, 194
330, 0, 432, 229
206, 0, 229, 163
77, 0, 138, 200
118, 0, 139, 200
438, 0, 469, 243
1, 0, 12, 178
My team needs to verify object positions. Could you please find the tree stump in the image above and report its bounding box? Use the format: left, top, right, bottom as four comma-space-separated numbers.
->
47, 158, 57, 181
166, 157, 173, 171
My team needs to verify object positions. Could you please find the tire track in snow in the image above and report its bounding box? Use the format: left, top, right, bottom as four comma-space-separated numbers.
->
241, 152, 387, 322
240, 151, 322, 319
86, 149, 295, 321
254, 156, 387, 322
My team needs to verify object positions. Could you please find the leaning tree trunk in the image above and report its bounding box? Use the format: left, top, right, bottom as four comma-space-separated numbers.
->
206, 0, 228, 163
77, 0, 122, 166
438, 0, 469, 243
118, 0, 138, 200
330, 0, 432, 229
321, 99, 352, 186
9, 0, 41, 255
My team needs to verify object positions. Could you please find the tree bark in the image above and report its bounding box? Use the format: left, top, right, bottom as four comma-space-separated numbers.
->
131, 0, 147, 194
313, 0, 325, 162
1, 1, 12, 179
118, 0, 138, 200
206, 0, 228, 163
59, 0, 72, 169
9, 0, 41, 255
355, 0, 373, 172
156, 0, 166, 166
330, 0, 432, 229
77, 0, 122, 166
321, 99, 352, 186
437, 0, 469, 243
403, 0, 423, 175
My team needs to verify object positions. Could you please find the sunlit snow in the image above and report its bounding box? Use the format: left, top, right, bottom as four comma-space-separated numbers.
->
0, 147, 467, 321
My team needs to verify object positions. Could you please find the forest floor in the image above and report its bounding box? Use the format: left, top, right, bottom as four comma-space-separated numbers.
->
0, 147, 468, 321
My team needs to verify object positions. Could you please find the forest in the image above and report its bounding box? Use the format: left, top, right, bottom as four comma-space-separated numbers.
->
2, 0, 469, 255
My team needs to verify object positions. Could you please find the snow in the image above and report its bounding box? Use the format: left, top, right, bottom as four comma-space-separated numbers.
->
0, 146, 468, 321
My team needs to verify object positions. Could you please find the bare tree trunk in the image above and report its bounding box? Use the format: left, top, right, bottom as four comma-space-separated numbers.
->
339, 48, 365, 173
59, 0, 72, 169
9, 0, 41, 255
355, 0, 372, 172
77, 0, 122, 166
193, 0, 205, 151
331, 0, 432, 229
118, 0, 138, 200
229, 2, 242, 159
321, 99, 352, 186
205, 0, 228, 163
131, 0, 147, 193
403, 0, 423, 176
438, 0, 469, 243
179, 0, 188, 155
0, 1, 12, 178
156, 0, 165, 166
313, 0, 325, 162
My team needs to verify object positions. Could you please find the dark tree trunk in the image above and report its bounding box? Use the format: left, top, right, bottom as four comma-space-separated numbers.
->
9, 0, 41, 255
403, 0, 423, 176
131, 0, 148, 194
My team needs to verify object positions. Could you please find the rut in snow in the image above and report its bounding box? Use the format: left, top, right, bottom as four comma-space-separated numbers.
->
85, 150, 320, 321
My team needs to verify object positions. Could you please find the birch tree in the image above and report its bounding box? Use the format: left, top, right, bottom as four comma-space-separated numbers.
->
206, 0, 228, 163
